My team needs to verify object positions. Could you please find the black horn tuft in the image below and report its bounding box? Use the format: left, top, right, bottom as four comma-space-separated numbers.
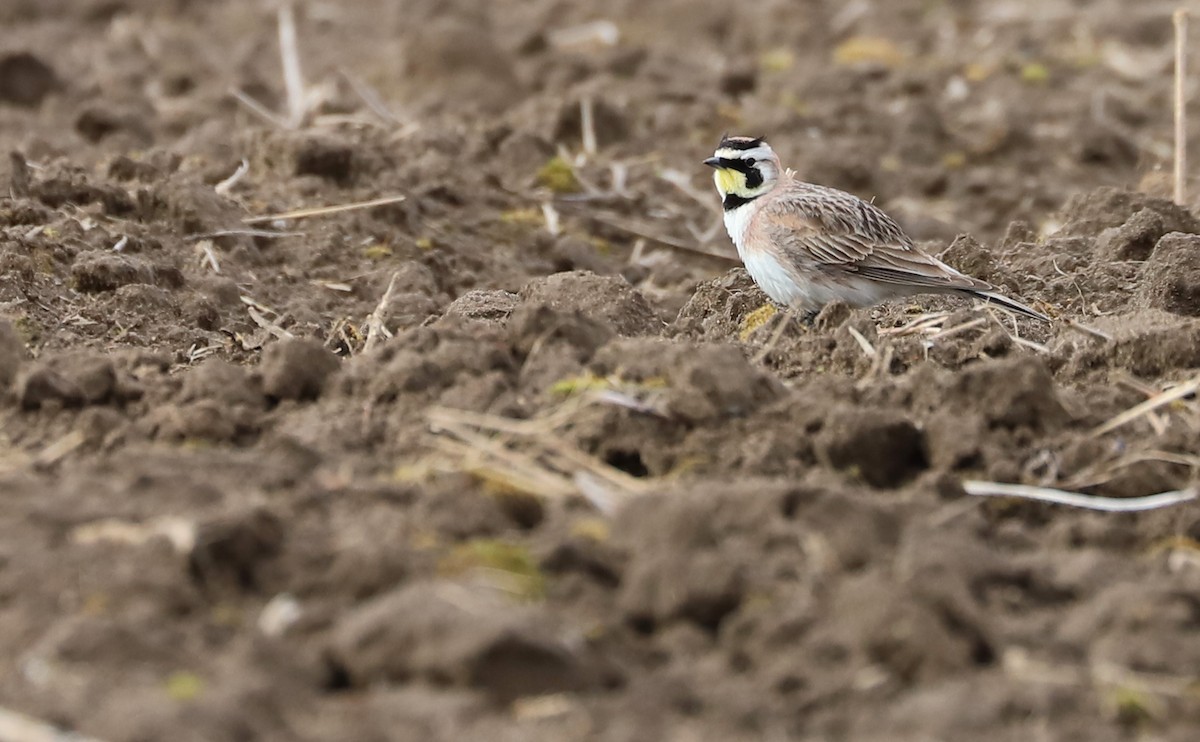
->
719, 134, 766, 151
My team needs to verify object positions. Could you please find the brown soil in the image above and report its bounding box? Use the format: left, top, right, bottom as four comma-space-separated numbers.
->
2, 1, 1200, 740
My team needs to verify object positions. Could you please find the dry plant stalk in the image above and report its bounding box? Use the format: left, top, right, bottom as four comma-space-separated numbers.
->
0, 705, 111, 742
845, 325, 877, 357
926, 316, 987, 342
424, 401, 657, 511
363, 271, 399, 352
1002, 647, 1200, 702
427, 397, 592, 437
580, 98, 597, 157
1062, 318, 1111, 342
1062, 448, 1200, 490
228, 3, 309, 129
241, 295, 293, 340
429, 436, 576, 500
230, 88, 289, 128
1008, 335, 1050, 354
581, 213, 740, 264
242, 195, 407, 224
752, 307, 795, 364
278, 2, 307, 128
214, 159, 249, 195
1090, 374, 1200, 437
186, 228, 305, 240
877, 311, 952, 337
962, 480, 1197, 512
33, 430, 86, 468
1174, 9, 1189, 205
339, 69, 400, 125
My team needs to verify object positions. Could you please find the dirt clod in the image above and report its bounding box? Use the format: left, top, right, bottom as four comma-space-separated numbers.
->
15, 365, 84, 410
1097, 208, 1167, 261
1109, 321, 1200, 377
1137, 232, 1200, 316
189, 509, 284, 593
260, 339, 341, 402
181, 359, 264, 409
518, 270, 660, 337
590, 338, 780, 422
70, 253, 155, 293
1059, 186, 1200, 238
665, 342, 780, 422
0, 52, 58, 106
950, 357, 1068, 430
328, 583, 597, 701
75, 105, 151, 145
617, 482, 800, 632
65, 354, 117, 404
817, 408, 928, 487
0, 319, 27, 391
941, 234, 1000, 284
442, 289, 519, 327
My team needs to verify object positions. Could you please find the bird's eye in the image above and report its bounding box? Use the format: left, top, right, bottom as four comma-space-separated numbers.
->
745, 157, 757, 166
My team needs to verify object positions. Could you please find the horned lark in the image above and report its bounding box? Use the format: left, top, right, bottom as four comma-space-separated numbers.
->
704, 135, 1048, 321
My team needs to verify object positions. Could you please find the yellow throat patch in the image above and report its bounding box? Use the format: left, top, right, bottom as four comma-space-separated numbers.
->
714, 167, 745, 195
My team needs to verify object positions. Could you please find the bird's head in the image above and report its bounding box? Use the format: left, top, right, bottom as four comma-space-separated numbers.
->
703, 135, 781, 208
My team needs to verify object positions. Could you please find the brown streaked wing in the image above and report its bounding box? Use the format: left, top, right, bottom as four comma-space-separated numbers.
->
764, 184, 986, 291
763, 207, 874, 266
853, 247, 991, 291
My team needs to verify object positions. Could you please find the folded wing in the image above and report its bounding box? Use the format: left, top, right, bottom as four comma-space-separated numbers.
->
762, 183, 1048, 321
764, 184, 983, 290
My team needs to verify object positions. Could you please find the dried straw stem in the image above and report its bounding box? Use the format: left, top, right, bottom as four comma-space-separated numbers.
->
1174, 9, 1189, 205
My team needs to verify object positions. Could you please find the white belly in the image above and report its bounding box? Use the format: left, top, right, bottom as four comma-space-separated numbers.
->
742, 250, 810, 307
724, 205, 887, 311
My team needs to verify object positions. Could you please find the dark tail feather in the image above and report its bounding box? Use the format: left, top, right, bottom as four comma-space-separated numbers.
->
962, 289, 1050, 322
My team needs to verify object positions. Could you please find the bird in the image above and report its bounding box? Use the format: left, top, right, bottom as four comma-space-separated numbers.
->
703, 135, 1049, 322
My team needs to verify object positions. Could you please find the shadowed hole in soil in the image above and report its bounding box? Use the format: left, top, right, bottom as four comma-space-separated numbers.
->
295, 139, 356, 185
970, 637, 995, 666
604, 449, 649, 477
187, 510, 284, 594
728, 649, 752, 673
970, 569, 1076, 611
675, 692, 704, 716
777, 482, 825, 516
813, 641, 849, 665
470, 637, 586, 702
775, 674, 806, 696
687, 595, 743, 635
937, 605, 996, 667
629, 615, 656, 635
779, 487, 822, 519
322, 659, 353, 692
0, 52, 58, 106
489, 488, 545, 530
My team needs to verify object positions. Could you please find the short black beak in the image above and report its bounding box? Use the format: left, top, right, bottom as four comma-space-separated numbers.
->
703, 157, 721, 168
